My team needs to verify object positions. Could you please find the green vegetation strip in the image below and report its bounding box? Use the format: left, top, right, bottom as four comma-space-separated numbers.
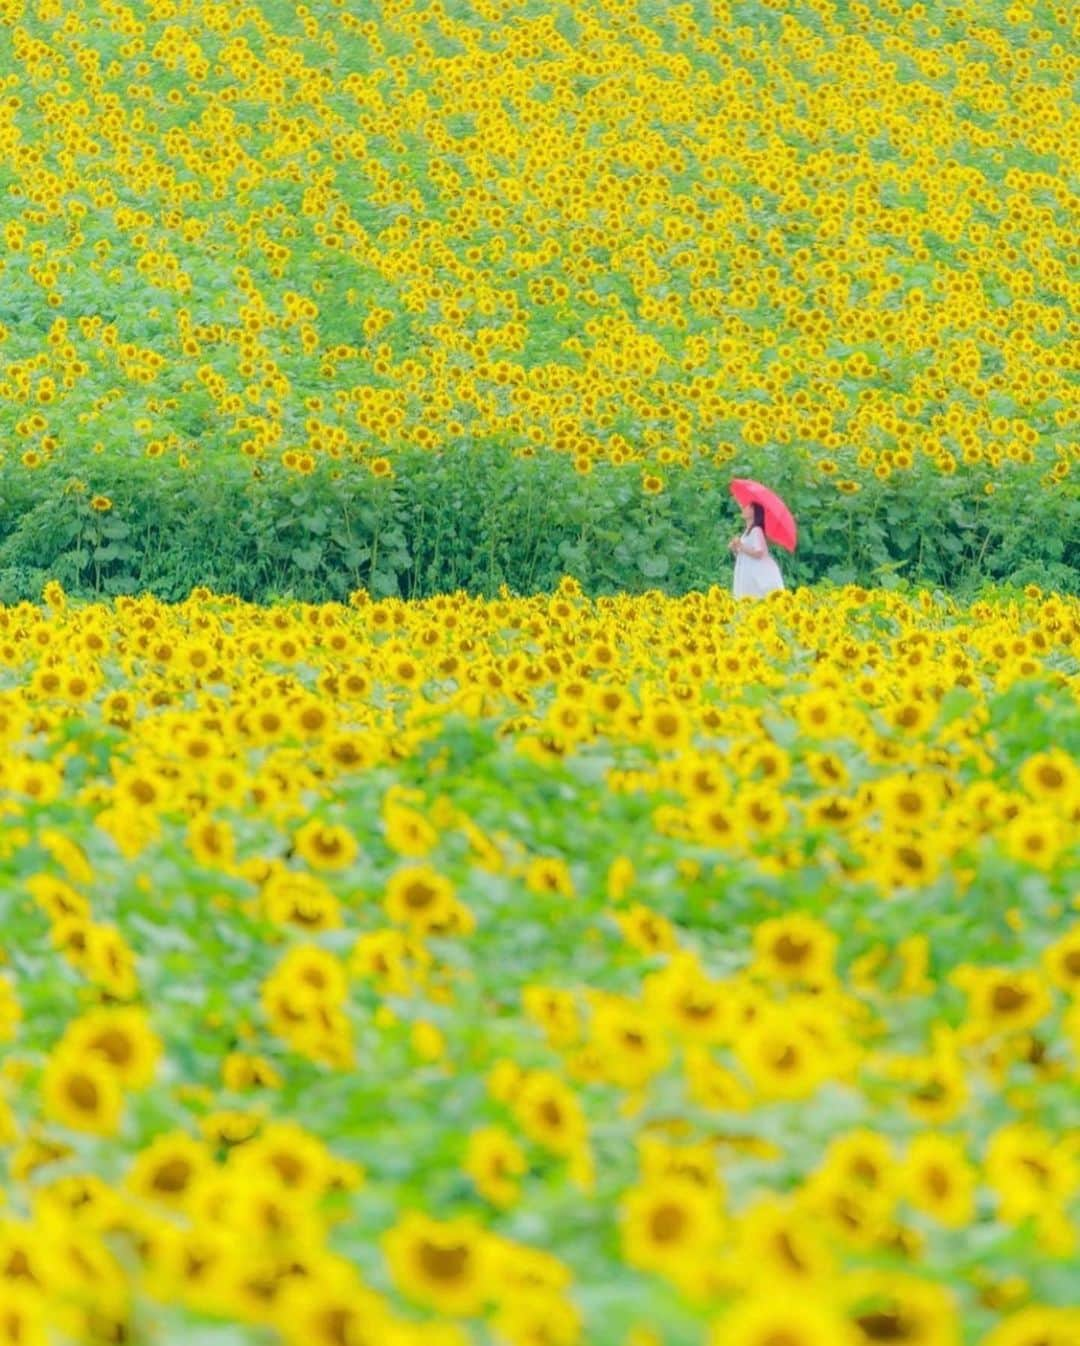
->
0, 448, 1075, 603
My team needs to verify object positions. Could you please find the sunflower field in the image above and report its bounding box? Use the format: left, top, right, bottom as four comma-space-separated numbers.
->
0, 0, 1076, 598
2, 1, 1080, 1344
0, 579, 1078, 1345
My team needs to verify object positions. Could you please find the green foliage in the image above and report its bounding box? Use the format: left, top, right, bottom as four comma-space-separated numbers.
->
0, 450, 1074, 603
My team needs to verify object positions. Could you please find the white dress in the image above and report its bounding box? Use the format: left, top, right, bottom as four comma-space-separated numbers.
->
733, 525, 785, 598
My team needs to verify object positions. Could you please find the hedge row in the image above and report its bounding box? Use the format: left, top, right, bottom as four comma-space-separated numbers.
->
0, 445, 1075, 604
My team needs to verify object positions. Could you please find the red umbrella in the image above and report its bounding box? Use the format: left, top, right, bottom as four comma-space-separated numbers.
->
729, 478, 798, 552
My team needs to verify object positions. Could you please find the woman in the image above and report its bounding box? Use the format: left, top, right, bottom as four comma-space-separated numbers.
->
730, 500, 785, 598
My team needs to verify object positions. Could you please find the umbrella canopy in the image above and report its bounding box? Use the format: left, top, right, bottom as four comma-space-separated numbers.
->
729, 478, 798, 552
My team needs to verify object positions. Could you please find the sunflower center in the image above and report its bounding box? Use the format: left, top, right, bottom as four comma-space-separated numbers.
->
66, 1073, 100, 1113
856, 1309, 914, 1342
925, 1165, 950, 1200
152, 1159, 193, 1194
403, 882, 436, 909
774, 1231, 807, 1273
896, 846, 924, 872
1019, 1157, 1050, 1184
418, 1240, 469, 1283
292, 902, 329, 927
92, 1029, 134, 1067
4, 1248, 34, 1283
649, 1202, 688, 1243
774, 935, 810, 966
991, 984, 1029, 1013
270, 1153, 304, 1186
538, 1099, 563, 1128
316, 1308, 357, 1346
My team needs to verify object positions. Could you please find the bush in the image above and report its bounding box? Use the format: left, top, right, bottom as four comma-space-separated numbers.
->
0, 447, 1075, 602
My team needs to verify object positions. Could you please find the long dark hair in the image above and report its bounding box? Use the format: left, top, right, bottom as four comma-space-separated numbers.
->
745, 502, 765, 532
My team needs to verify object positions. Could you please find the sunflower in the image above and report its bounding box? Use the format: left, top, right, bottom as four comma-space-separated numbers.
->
985, 1122, 1077, 1223
522, 986, 580, 1050
524, 856, 575, 898
383, 1213, 491, 1317
735, 1012, 830, 1100
641, 700, 691, 751
38, 828, 94, 885
588, 995, 670, 1090
801, 1166, 893, 1253
0, 976, 21, 1044
980, 1307, 1080, 1346
709, 1295, 859, 1346
41, 1049, 124, 1137
1017, 749, 1078, 809
59, 1007, 162, 1089
904, 1051, 968, 1124
222, 1052, 283, 1093
293, 819, 359, 871
902, 1134, 976, 1229
0, 1284, 47, 1346
262, 870, 342, 932
621, 1176, 722, 1286
492, 1290, 581, 1346
796, 691, 846, 738
231, 1121, 335, 1198
643, 955, 731, 1044
818, 1129, 898, 1208
143, 1224, 237, 1318
637, 1136, 724, 1195
614, 905, 679, 955
886, 698, 937, 736
512, 1070, 587, 1156
806, 751, 850, 787
876, 773, 942, 831
843, 1271, 959, 1346
734, 1196, 834, 1288
751, 913, 837, 987
383, 865, 457, 933
690, 798, 739, 847
383, 803, 438, 857
876, 836, 941, 890
278, 1263, 402, 1346
187, 815, 236, 869
1043, 924, 1080, 995
464, 1126, 527, 1208
127, 1131, 213, 1211
351, 929, 426, 997
1002, 807, 1064, 870
199, 1110, 263, 1150
962, 967, 1053, 1038
0, 1218, 49, 1295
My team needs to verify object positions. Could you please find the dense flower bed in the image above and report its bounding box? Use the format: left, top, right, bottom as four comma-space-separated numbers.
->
0, 0, 1075, 495
0, 580, 1077, 1344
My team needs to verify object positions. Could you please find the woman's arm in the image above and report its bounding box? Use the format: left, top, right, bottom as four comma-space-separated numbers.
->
737, 527, 766, 559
